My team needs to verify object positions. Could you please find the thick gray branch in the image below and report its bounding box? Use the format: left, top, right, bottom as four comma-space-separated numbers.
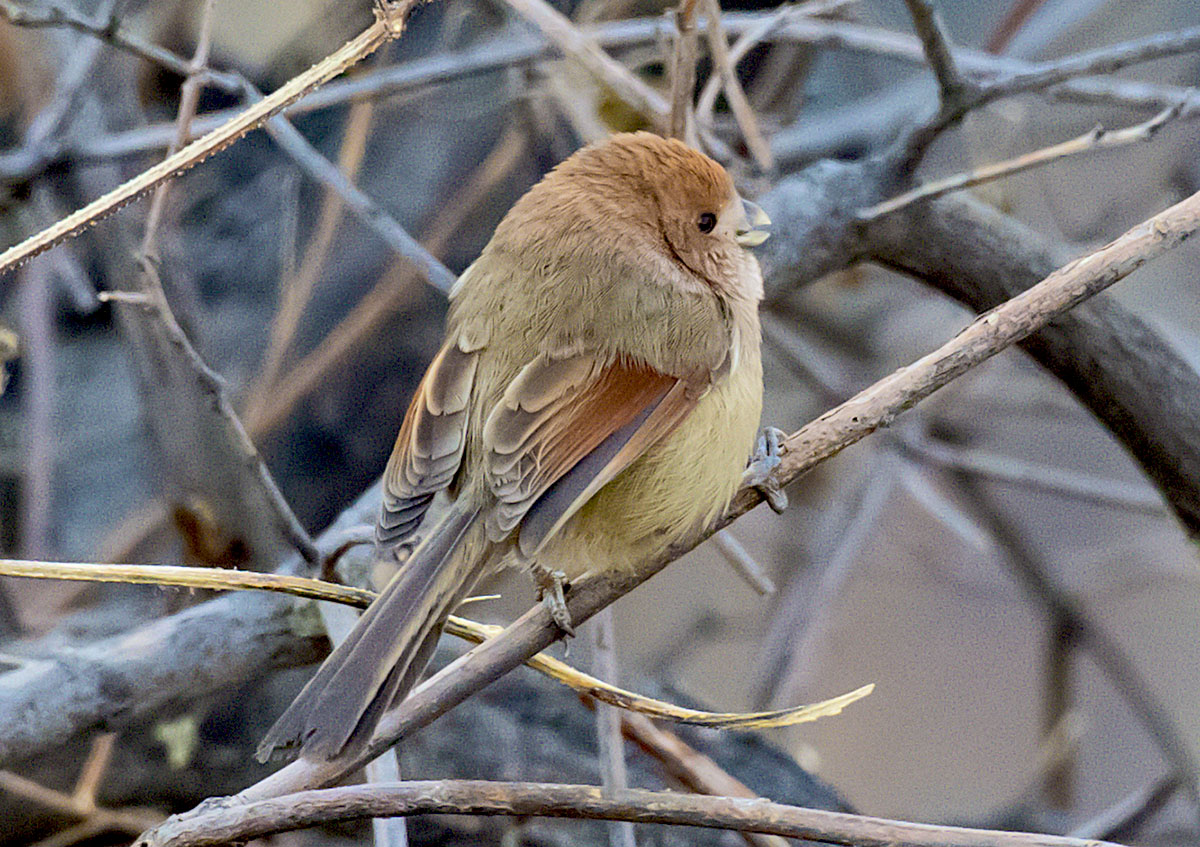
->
0, 590, 326, 764
866, 194, 1200, 536
757, 162, 1200, 537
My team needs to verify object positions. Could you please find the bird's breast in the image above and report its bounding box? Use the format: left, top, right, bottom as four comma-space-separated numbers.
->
536, 334, 763, 579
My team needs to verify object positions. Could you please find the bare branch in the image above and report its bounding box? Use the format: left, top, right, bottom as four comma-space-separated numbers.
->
589, 609, 636, 847
712, 529, 777, 595
698, 0, 772, 169
499, 0, 669, 127
668, 0, 701, 143
0, 3, 414, 276
137, 779, 1125, 847
901, 0, 971, 109
897, 20, 1200, 164
859, 103, 1185, 221
619, 713, 789, 847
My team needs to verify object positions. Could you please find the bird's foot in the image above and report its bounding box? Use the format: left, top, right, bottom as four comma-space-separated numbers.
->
533, 566, 575, 637
743, 426, 788, 514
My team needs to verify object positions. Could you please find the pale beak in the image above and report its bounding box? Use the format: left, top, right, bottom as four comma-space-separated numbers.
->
735, 199, 771, 248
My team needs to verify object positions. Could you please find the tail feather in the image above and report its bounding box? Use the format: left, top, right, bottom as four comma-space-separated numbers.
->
257, 503, 485, 762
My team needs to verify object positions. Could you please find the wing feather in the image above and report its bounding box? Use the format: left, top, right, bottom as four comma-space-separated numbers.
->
378, 340, 479, 547
482, 352, 711, 547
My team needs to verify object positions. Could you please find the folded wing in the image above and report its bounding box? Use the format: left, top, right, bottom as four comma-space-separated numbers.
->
483, 352, 714, 555
378, 339, 479, 547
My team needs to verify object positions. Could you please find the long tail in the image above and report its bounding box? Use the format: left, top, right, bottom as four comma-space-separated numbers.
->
257, 502, 486, 762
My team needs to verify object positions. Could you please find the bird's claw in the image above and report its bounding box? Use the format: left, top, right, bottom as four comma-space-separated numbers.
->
743, 426, 788, 514
535, 567, 575, 637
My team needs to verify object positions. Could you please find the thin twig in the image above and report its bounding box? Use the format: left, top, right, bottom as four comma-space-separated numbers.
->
243, 92, 380, 428
224, 167, 1200, 807
668, 0, 700, 143
0, 1, 416, 276
898, 21, 1200, 163
139, 0, 217, 256
712, 529, 776, 595
138, 779, 1125, 847
590, 608, 636, 847
698, 0, 772, 169
896, 433, 1166, 515
0, 557, 867, 731
0, 558, 376, 606
72, 732, 115, 811
901, 0, 971, 108
695, 3, 797, 123
499, 0, 669, 127
860, 103, 1185, 221
984, 27, 1200, 103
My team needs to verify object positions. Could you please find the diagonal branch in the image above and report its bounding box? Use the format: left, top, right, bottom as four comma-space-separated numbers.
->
901, 0, 972, 110
698, 0, 772, 169
859, 102, 1185, 221
499, 0, 669, 127
0, 1, 417, 276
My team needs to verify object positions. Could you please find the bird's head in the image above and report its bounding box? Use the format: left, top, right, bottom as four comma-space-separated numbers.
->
515, 132, 769, 301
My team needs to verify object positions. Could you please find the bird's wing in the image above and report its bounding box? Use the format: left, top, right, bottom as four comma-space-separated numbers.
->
378, 338, 479, 547
483, 351, 715, 556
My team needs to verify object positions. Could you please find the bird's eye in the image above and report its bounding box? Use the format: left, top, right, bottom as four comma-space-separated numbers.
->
697, 212, 717, 233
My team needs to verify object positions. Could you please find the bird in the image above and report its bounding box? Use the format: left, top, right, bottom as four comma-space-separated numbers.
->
258, 131, 774, 762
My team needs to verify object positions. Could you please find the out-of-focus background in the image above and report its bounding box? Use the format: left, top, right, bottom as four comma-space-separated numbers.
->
1, 0, 1199, 844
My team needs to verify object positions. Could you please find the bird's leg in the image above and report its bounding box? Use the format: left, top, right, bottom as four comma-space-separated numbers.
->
743, 426, 788, 514
530, 562, 575, 637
